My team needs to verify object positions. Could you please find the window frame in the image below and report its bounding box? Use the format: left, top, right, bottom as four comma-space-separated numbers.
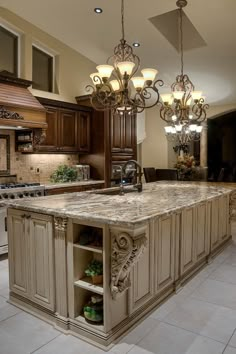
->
0, 23, 20, 77
32, 43, 55, 93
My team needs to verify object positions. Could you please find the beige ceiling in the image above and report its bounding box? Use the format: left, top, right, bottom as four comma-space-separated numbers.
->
0, 0, 235, 106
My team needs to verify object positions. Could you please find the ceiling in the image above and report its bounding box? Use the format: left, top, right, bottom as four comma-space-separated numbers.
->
0, 0, 236, 106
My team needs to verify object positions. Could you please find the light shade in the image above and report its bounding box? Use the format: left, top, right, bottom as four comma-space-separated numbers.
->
90, 72, 102, 85
110, 80, 120, 91
131, 76, 145, 89
173, 91, 185, 100
141, 68, 158, 82
164, 126, 172, 134
161, 94, 173, 105
196, 125, 203, 133
117, 61, 135, 76
172, 115, 177, 121
96, 65, 114, 78
192, 91, 202, 100
175, 124, 182, 132
189, 124, 197, 131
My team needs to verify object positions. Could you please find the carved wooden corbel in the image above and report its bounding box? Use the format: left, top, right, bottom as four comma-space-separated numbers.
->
54, 217, 68, 233
111, 231, 147, 299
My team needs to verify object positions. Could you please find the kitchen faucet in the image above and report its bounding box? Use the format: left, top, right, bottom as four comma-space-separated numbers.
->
122, 160, 143, 193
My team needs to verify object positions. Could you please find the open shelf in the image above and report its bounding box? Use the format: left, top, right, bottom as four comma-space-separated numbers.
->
74, 277, 103, 295
73, 243, 102, 254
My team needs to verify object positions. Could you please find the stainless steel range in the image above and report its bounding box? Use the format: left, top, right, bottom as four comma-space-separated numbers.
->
0, 182, 45, 255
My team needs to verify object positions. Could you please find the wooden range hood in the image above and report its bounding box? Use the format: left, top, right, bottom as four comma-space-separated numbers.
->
0, 74, 47, 131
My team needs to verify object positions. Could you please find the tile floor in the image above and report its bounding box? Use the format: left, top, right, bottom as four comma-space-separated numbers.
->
1, 234, 236, 354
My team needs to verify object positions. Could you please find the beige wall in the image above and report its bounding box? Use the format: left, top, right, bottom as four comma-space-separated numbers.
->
1, 130, 78, 184
0, 7, 96, 103
141, 106, 168, 169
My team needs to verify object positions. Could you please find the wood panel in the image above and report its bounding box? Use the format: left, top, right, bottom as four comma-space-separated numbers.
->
211, 198, 220, 251
77, 111, 90, 152
156, 215, 175, 292
111, 113, 123, 153
30, 214, 54, 310
59, 110, 77, 152
38, 107, 58, 151
8, 210, 30, 298
180, 207, 196, 275
196, 202, 209, 261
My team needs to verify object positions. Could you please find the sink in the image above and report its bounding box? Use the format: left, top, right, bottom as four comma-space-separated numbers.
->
93, 188, 136, 196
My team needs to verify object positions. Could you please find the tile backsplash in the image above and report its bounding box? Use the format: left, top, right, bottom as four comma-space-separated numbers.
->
1, 130, 79, 184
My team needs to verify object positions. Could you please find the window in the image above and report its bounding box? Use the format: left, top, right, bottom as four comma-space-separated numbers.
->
0, 25, 18, 76
32, 46, 53, 92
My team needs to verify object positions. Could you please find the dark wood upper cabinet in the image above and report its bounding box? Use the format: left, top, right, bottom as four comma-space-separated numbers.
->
36, 97, 91, 153
111, 112, 136, 154
38, 107, 58, 151
77, 111, 90, 152
59, 110, 77, 152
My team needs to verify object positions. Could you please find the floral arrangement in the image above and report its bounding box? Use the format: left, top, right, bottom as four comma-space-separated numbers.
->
174, 154, 196, 180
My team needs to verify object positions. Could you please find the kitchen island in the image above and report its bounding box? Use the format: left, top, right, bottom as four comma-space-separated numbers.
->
6, 182, 234, 349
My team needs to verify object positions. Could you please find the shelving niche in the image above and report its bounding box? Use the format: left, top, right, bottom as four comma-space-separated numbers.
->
72, 222, 106, 331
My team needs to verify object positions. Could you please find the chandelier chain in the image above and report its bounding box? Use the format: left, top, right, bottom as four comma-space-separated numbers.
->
179, 7, 184, 77
121, 0, 125, 41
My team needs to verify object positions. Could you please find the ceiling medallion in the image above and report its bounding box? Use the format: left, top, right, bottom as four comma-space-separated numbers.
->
86, 0, 163, 116
160, 0, 209, 144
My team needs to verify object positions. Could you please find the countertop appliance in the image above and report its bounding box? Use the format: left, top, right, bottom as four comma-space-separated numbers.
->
0, 182, 45, 255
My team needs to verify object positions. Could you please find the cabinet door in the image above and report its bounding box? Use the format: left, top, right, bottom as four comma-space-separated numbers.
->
156, 215, 175, 293
211, 198, 220, 251
29, 213, 55, 310
38, 107, 59, 152
111, 112, 123, 153
196, 202, 209, 261
8, 209, 30, 298
180, 207, 196, 276
218, 195, 229, 242
123, 113, 136, 154
77, 111, 90, 152
59, 109, 78, 152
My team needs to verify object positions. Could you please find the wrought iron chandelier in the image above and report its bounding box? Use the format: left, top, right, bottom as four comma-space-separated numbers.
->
86, 0, 163, 116
160, 0, 209, 143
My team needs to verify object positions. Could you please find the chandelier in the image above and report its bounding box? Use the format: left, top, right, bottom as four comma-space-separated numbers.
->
86, 0, 163, 116
160, 0, 209, 143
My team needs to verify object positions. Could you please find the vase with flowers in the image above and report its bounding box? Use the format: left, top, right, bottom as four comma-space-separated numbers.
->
175, 154, 196, 181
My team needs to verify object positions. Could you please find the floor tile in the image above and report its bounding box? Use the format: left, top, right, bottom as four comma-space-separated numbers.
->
224, 347, 236, 354
225, 254, 236, 267
0, 295, 21, 322
164, 297, 236, 343
33, 333, 110, 354
0, 267, 9, 290
191, 279, 236, 310
229, 330, 236, 348
0, 287, 9, 299
209, 264, 236, 285
0, 311, 59, 354
128, 322, 225, 354
0, 258, 8, 269
111, 318, 159, 354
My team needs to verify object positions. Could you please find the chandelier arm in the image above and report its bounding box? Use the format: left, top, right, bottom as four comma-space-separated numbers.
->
160, 105, 175, 122
131, 80, 164, 110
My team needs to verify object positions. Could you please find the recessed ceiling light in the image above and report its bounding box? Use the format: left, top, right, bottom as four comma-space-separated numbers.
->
94, 8, 103, 14
133, 42, 140, 47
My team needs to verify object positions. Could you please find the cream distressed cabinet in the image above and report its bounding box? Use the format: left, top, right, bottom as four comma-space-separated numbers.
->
8, 209, 55, 311
211, 195, 230, 252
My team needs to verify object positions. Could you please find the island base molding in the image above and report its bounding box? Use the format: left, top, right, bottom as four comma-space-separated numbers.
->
8, 236, 232, 350
7, 190, 232, 350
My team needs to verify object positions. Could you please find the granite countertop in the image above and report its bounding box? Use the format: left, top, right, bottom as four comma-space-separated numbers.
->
44, 180, 104, 190
6, 182, 233, 227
